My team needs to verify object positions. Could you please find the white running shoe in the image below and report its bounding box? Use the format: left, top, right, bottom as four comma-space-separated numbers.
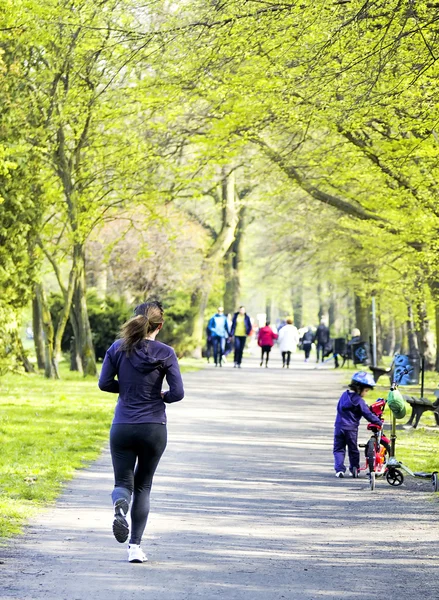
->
128, 544, 148, 563
335, 471, 345, 478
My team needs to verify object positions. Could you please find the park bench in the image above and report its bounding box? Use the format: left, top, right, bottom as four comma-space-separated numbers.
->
402, 393, 439, 429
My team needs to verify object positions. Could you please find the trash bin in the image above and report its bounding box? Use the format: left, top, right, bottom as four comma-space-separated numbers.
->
394, 354, 420, 385
351, 341, 370, 365
333, 338, 346, 355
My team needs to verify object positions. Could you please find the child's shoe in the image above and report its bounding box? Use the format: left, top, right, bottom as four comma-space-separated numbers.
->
335, 471, 345, 478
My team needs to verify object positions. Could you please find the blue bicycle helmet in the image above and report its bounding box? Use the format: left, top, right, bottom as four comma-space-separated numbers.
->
351, 371, 376, 388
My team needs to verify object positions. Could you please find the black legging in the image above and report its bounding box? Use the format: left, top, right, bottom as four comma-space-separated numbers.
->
282, 351, 291, 367
110, 423, 167, 544
234, 336, 246, 365
261, 345, 271, 365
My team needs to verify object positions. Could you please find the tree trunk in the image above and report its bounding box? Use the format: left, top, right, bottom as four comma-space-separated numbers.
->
317, 282, 329, 322
385, 318, 396, 357
292, 281, 303, 329
415, 297, 435, 369
35, 283, 59, 379
11, 330, 34, 373
54, 265, 77, 366
375, 307, 383, 364
190, 169, 239, 357
223, 206, 245, 315
428, 280, 439, 372
32, 294, 45, 370
71, 246, 97, 376
406, 303, 420, 357
189, 285, 210, 359
354, 294, 371, 341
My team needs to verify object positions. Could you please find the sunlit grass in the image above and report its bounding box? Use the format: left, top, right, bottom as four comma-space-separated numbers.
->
0, 359, 202, 539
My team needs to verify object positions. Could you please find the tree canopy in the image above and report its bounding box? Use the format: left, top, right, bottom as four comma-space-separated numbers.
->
1, 0, 439, 372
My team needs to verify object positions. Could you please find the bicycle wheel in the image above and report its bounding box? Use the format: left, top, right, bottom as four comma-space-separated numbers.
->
386, 468, 404, 486
432, 472, 439, 492
369, 471, 376, 491
366, 439, 376, 473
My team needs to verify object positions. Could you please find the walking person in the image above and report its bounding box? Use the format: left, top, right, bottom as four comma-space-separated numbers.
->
98, 300, 184, 563
257, 321, 278, 367
314, 318, 330, 363
207, 306, 230, 367
278, 316, 299, 368
205, 324, 213, 363
300, 326, 314, 362
333, 371, 381, 478
230, 306, 252, 368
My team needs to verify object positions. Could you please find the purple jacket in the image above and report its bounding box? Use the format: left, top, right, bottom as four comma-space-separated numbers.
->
334, 390, 382, 431
98, 339, 184, 424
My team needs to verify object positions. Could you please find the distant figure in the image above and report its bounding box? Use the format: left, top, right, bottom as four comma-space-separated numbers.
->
207, 306, 230, 367
231, 306, 252, 368
278, 317, 299, 368
223, 313, 233, 360
257, 321, 278, 368
314, 319, 330, 363
205, 325, 213, 363
300, 327, 314, 362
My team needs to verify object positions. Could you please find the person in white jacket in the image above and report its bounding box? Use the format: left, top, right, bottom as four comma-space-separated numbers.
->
278, 317, 299, 368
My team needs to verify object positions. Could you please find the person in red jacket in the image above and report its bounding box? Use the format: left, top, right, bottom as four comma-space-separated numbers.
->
257, 321, 278, 368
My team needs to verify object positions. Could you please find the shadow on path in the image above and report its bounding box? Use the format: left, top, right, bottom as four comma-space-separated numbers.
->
1, 355, 438, 599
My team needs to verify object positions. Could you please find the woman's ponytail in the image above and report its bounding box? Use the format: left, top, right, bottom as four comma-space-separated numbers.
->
119, 300, 164, 353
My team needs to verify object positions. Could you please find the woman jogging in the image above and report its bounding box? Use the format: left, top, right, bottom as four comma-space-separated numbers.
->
99, 300, 184, 563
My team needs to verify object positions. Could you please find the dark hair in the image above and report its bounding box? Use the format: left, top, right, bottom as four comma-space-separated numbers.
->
266, 321, 270, 326
349, 381, 370, 394
119, 300, 164, 353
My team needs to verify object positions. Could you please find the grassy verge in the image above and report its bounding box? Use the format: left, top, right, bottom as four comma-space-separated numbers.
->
340, 364, 439, 475
0, 359, 202, 539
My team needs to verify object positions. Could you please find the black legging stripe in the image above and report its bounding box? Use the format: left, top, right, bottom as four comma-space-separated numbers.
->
110, 423, 167, 545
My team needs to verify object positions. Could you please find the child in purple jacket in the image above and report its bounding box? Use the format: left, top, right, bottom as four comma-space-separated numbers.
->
333, 371, 382, 478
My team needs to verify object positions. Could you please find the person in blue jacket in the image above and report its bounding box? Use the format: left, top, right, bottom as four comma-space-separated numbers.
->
333, 371, 381, 478
99, 300, 184, 563
207, 306, 230, 367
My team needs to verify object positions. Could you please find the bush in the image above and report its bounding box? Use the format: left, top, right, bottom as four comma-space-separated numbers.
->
159, 291, 196, 357
49, 292, 132, 361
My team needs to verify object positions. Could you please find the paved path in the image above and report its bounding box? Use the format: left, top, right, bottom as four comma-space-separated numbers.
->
2, 354, 439, 599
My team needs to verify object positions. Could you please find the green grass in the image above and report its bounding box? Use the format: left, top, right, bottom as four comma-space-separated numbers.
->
0, 359, 203, 539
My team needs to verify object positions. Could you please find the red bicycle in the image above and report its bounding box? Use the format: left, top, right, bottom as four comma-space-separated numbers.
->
353, 398, 392, 490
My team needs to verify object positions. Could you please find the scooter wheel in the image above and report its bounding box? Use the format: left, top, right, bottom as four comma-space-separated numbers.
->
369, 472, 376, 491
352, 467, 359, 479
386, 468, 404, 487
432, 472, 439, 492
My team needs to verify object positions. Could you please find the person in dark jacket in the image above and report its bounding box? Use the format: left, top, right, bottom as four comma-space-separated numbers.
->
313, 319, 330, 363
230, 306, 252, 368
333, 371, 381, 478
99, 300, 184, 563
300, 326, 314, 362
